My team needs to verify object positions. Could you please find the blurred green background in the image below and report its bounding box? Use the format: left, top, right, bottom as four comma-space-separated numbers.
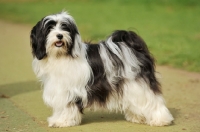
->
0, 0, 200, 72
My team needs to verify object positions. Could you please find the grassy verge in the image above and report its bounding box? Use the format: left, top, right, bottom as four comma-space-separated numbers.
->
0, 0, 200, 72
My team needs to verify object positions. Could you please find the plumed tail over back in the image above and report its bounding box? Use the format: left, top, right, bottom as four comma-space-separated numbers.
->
111, 30, 161, 93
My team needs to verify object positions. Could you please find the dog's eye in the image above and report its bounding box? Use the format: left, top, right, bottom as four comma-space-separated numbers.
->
44, 25, 53, 34
61, 23, 70, 32
61, 23, 67, 27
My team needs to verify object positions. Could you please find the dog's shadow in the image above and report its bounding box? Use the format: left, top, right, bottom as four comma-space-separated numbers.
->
82, 110, 125, 124
82, 108, 179, 125
0, 81, 40, 98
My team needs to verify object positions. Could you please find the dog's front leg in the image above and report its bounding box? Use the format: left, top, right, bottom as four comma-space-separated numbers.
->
48, 103, 82, 127
43, 89, 82, 127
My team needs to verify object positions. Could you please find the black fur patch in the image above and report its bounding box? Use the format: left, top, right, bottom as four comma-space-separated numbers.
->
86, 44, 113, 107
75, 97, 84, 114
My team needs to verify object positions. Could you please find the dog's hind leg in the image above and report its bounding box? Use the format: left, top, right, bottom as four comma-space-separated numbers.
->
124, 107, 146, 124
122, 79, 173, 126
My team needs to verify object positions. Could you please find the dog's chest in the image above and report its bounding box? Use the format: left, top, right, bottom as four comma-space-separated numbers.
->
44, 57, 91, 88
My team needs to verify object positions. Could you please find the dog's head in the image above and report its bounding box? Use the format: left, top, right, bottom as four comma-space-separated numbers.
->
30, 11, 82, 60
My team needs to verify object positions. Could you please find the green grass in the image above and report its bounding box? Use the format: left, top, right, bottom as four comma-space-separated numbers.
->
0, 0, 200, 72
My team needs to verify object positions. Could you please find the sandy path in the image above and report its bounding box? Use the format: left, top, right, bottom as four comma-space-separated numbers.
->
0, 20, 200, 132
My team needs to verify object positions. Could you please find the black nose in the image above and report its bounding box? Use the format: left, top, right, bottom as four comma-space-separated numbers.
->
56, 34, 63, 39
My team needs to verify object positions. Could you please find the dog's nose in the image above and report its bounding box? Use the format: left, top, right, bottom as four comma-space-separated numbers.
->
56, 34, 63, 39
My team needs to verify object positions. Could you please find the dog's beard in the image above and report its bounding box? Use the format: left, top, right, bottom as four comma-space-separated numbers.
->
46, 31, 72, 58
47, 43, 67, 58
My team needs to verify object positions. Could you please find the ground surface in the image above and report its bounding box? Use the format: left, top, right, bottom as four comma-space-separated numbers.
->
0, 20, 200, 132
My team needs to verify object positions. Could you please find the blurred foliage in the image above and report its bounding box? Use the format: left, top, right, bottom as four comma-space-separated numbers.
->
0, 0, 200, 72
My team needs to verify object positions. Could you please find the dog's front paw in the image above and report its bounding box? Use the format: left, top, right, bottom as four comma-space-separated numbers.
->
48, 122, 68, 128
48, 116, 81, 127
48, 116, 68, 128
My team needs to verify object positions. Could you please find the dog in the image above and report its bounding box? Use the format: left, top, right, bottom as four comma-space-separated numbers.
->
30, 11, 173, 127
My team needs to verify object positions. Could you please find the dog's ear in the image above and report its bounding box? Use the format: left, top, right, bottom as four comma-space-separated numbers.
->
66, 21, 83, 58
30, 20, 47, 60
71, 34, 83, 58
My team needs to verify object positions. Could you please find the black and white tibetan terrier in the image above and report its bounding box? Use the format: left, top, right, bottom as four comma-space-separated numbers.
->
30, 11, 173, 127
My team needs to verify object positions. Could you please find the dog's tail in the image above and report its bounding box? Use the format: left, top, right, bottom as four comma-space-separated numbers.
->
109, 30, 161, 93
